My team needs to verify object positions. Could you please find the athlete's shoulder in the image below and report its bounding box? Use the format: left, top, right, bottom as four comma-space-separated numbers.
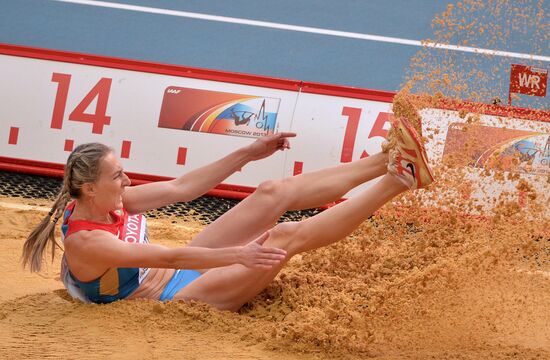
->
64, 227, 119, 251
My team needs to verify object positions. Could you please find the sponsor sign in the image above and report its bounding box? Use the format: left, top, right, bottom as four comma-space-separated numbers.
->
443, 123, 549, 175
422, 108, 550, 214
158, 87, 281, 138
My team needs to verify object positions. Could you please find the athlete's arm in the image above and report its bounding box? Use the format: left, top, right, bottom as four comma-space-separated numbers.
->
122, 132, 296, 214
67, 230, 285, 276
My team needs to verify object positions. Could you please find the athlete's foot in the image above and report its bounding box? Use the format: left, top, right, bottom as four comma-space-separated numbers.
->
387, 117, 434, 190
381, 140, 392, 153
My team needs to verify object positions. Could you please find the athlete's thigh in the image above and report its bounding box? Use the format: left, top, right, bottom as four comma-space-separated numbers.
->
172, 263, 283, 311
188, 190, 287, 249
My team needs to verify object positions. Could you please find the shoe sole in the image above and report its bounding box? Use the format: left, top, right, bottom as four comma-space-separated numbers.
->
392, 117, 435, 187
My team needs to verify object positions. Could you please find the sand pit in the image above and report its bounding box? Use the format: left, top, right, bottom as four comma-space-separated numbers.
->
1, 193, 548, 359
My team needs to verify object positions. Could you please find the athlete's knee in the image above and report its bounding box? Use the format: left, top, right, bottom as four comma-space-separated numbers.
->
256, 178, 292, 201
266, 221, 309, 256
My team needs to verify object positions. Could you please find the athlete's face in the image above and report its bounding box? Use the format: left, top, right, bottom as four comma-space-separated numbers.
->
91, 152, 131, 212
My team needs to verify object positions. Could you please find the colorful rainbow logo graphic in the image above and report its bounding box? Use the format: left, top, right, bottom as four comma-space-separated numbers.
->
158, 87, 280, 138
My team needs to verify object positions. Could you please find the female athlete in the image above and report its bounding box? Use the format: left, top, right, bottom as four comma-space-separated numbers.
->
22, 117, 433, 311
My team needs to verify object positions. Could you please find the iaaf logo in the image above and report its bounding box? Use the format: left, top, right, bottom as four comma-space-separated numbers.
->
166, 88, 181, 94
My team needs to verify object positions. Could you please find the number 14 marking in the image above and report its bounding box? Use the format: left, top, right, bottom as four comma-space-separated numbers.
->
50, 73, 113, 134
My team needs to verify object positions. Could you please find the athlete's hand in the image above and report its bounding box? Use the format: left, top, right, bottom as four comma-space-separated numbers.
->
238, 232, 287, 269
246, 132, 296, 161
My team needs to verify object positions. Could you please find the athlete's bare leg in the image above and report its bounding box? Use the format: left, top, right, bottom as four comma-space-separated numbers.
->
176, 174, 406, 310
189, 152, 388, 249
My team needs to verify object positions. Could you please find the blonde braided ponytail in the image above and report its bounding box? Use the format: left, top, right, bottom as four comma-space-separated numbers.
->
22, 143, 112, 272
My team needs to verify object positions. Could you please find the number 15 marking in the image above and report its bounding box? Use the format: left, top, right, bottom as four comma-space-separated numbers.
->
50, 73, 113, 134
341, 106, 391, 163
